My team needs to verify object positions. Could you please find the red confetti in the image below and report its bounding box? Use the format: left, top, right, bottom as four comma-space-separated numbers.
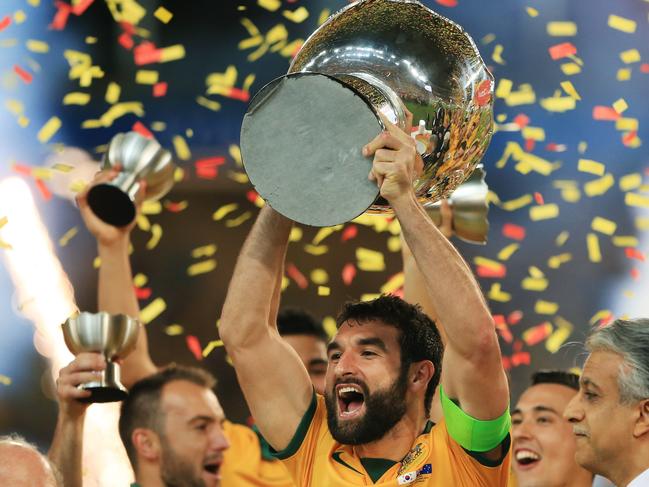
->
71, 0, 94, 15
640, 63, 649, 74
513, 340, 523, 353
545, 142, 566, 152
513, 114, 530, 128
435, 0, 458, 6
34, 179, 52, 201
134, 286, 152, 300
507, 310, 523, 325
476, 264, 506, 278
593, 106, 620, 121
524, 138, 535, 152
226, 87, 250, 103
153, 82, 168, 98
548, 42, 577, 60
134, 42, 163, 65
13, 65, 33, 84
341, 225, 358, 242
502, 356, 512, 371
523, 322, 552, 346
631, 268, 640, 281
511, 352, 531, 367
533, 192, 544, 205
132, 121, 153, 139
246, 190, 259, 204
625, 248, 646, 262
286, 263, 308, 289
342, 263, 356, 286
622, 131, 638, 146
118, 33, 134, 50
50, 1, 72, 30
502, 223, 526, 241
195, 157, 226, 180
163, 201, 187, 213
120, 21, 136, 35
186, 335, 203, 361
493, 315, 513, 344
0, 16, 11, 31
12, 163, 32, 176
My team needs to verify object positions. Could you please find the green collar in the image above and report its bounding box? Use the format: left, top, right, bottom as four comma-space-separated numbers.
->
360, 458, 397, 483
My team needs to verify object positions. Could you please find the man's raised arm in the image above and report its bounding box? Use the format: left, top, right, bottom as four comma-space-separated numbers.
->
219, 206, 313, 451
365, 123, 509, 430
77, 171, 157, 387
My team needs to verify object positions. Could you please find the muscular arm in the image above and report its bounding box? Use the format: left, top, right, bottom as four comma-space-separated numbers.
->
219, 206, 313, 451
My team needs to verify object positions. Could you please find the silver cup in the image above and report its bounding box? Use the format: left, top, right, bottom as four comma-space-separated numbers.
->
240, 0, 494, 227
87, 132, 176, 227
425, 166, 489, 244
62, 312, 140, 403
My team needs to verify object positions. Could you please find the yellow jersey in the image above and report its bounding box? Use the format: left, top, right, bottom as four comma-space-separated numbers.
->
222, 421, 296, 487
276, 395, 511, 486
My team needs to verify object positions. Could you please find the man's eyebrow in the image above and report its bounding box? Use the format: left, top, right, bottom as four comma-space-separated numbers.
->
532, 405, 560, 415
308, 358, 328, 367
357, 337, 388, 352
326, 341, 341, 354
580, 377, 601, 392
187, 415, 216, 425
511, 408, 522, 416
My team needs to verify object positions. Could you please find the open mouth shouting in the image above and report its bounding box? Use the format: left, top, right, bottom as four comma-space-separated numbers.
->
336, 383, 366, 419
514, 448, 541, 471
202, 457, 223, 482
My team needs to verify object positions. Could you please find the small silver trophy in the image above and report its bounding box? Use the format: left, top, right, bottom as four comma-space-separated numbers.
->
62, 312, 140, 403
87, 132, 176, 227
425, 166, 489, 244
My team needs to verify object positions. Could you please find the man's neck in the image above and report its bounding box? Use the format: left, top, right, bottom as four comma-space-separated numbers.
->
134, 467, 166, 487
604, 446, 649, 487
353, 410, 428, 461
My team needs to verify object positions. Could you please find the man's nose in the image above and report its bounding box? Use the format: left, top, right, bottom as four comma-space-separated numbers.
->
563, 394, 582, 423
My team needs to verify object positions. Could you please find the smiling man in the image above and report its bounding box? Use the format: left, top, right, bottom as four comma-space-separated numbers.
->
564, 318, 649, 487
219, 120, 511, 486
511, 370, 593, 487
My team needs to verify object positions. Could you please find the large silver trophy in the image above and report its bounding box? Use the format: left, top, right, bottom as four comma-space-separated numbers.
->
240, 0, 494, 227
87, 132, 176, 227
62, 312, 140, 403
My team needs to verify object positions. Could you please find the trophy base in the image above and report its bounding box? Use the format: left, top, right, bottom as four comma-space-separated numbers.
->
78, 385, 129, 403
87, 183, 136, 227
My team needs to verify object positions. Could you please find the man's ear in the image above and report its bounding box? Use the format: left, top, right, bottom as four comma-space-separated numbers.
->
633, 399, 649, 438
132, 428, 161, 462
410, 360, 435, 393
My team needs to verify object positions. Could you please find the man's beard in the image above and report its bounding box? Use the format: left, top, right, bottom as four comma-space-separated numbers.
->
325, 366, 408, 445
160, 440, 206, 487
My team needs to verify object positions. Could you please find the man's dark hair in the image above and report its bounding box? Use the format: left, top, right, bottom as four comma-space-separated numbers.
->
336, 294, 443, 416
531, 370, 580, 391
118, 365, 217, 468
277, 307, 328, 342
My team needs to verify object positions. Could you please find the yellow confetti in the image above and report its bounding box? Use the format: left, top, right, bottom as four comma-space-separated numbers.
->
172, 135, 191, 161
636, 217, 649, 231
616, 118, 638, 131
165, 324, 184, 336
505, 84, 536, 106
229, 144, 242, 166
608, 14, 636, 33
82, 102, 144, 128
27, 0, 40, 6
225, 211, 252, 228
560, 81, 581, 101
522, 276, 549, 292
526, 7, 538, 17
146, 224, 162, 250
63, 92, 91, 105
612, 236, 638, 247
192, 244, 217, 258
105, 82, 121, 104
133, 273, 148, 287
380, 272, 404, 294
530, 204, 559, 221
58, 227, 78, 247
474, 256, 504, 271
546, 316, 573, 353
313, 225, 343, 245
591, 217, 617, 236
196, 96, 221, 111
105, 0, 146, 24
495, 79, 513, 98
589, 310, 612, 326
617, 68, 632, 81
136, 214, 151, 232
202, 340, 224, 357
555, 231, 569, 247
323, 316, 336, 339
613, 98, 628, 114
387, 235, 401, 252
159, 44, 186, 63
488, 283, 511, 303
561, 63, 581, 76
522, 126, 545, 141
26, 39, 49, 53
37, 116, 61, 143
154, 6, 173, 23
578, 159, 605, 176
188, 259, 217, 276
258, 0, 281, 11
535, 300, 559, 315
497, 243, 519, 261
620, 49, 641, 64
584, 174, 615, 197
540, 95, 576, 113
31, 167, 52, 180
361, 293, 381, 302
547, 21, 577, 36
289, 227, 303, 242
356, 247, 385, 272
310, 269, 329, 285
492, 44, 506, 65
283, 7, 309, 23
304, 244, 329, 256
85, 36, 97, 44
14, 10, 26, 23
135, 70, 159, 85
317, 286, 331, 297
587, 233, 602, 263
140, 297, 166, 324
142, 201, 162, 215
228, 171, 249, 184
501, 194, 533, 211
626, 192, 649, 208
93, 256, 101, 269
0, 374, 12, 385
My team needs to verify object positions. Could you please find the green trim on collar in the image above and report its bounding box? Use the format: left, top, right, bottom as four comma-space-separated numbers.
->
360, 458, 397, 483
252, 424, 277, 461
422, 419, 434, 434
271, 391, 318, 460
332, 452, 363, 475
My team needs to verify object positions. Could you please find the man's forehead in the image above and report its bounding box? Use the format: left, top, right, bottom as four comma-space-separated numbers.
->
162, 380, 224, 419
582, 350, 624, 387
515, 383, 577, 412
336, 318, 398, 340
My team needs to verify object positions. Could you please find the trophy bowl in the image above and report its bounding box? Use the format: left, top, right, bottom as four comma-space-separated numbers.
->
240, 0, 494, 227
62, 312, 140, 403
87, 132, 176, 227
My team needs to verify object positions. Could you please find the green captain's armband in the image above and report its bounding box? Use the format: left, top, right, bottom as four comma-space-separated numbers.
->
440, 385, 511, 452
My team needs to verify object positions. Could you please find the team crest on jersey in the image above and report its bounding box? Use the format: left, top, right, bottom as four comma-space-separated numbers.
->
397, 463, 432, 485
397, 442, 429, 476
